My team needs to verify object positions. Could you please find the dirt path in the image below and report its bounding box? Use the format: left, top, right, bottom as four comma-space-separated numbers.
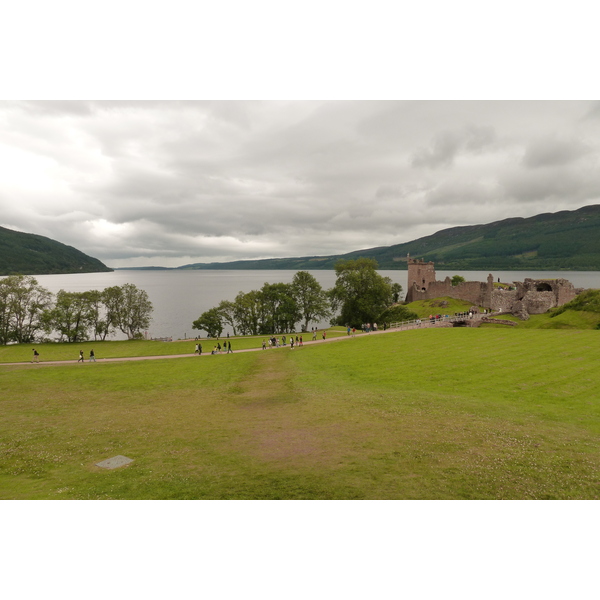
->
1, 316, 491, 368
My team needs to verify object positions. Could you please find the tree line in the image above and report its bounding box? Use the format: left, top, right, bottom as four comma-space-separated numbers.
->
0, 275, 153, 345
193, 258, 405, 337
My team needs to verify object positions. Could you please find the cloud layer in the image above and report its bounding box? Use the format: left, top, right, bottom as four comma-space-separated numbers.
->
1, 100, 600, 267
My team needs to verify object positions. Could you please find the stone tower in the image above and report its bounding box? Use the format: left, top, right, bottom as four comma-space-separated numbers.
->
406, 254, 437, 302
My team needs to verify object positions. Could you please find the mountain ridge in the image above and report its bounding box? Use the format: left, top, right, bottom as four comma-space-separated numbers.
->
0, 226, 112, 276
177, 204, 600, 271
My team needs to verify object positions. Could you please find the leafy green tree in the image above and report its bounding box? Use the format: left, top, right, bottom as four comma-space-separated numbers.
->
328, 258, 394, 328
377, 304, 419, 323
451, 275, 466, 286
45, 290, 95, 343
193, 307, 223, 338
291, 271, 331, 331
259, 282, 300, 334
118, 283, 153, 339
391, 282, 403, 303
233, 290, 262, 336
0, 275, 52, 344
103, 283, 153, 339
84, 290, 114, 341
217, 300, 238, 336
101, 286, 124, 335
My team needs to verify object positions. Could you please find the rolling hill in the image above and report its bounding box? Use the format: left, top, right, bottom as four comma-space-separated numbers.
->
179, 204, 600, 271
0, 226, 112, 276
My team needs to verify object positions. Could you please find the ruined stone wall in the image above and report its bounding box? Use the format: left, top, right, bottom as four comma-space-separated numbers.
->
404, 257, 578, 315
408, 279, 488, 306
522, 291, 557, 314
490, 290, 519, 313
447, 281, 488, 305
555, 279, 577, 305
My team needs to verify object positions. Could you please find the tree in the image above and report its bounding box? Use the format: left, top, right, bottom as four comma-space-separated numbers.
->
217, 300, 238, 336
377, 304, 419, 323
101, 286, 124, 336
451, 275, 466, 286
391, 282, 403, 303
85, 290, 114, 341
328, 258, 394, 328
259, 282, 300, 334
105, 283, 153, 339
233, 290, 262, 336
0, 275, 52, 344
192, 307, 223, 338
45, 290, 95, 343
291, 271, 331, 331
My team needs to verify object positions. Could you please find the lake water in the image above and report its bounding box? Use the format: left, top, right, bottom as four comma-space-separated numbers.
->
32, 269, 600, 340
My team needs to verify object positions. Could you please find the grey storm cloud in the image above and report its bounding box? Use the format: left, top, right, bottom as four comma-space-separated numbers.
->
411, 125, 498, 169
522, 134, 591, 168
1, 100, 600, 268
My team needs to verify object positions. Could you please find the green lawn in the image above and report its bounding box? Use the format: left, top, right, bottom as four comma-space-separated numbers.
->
1, 328, 599, 499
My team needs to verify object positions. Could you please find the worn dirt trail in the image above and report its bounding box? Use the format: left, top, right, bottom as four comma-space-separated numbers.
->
1, 316, 494, 368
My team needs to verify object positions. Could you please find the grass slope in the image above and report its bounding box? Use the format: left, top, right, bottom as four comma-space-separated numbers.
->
2, 328, 599, 499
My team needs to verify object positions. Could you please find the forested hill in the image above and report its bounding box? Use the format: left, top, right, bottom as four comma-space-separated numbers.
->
0, 226, 112, 275
179, 204, 600, 271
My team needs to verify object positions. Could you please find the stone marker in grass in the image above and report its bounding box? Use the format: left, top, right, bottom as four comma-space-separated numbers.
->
95, 455, 134, 470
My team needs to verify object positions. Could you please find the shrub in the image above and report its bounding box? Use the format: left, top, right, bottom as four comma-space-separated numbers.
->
378, 304, 419, 323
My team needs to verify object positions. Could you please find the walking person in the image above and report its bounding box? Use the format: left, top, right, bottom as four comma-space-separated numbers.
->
32, 348, 40, 363
77, 350, 84, 363
89, 349, 96, 362
195, 343, 199, 354
198, 343, 202, 356
227, 341, 232, 354
262, 339, 267, 350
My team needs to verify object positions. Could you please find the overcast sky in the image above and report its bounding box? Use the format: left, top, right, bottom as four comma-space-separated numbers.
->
2, 100, 600, 268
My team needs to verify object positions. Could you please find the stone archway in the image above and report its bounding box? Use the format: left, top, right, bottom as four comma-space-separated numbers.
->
536, 282, 553, 292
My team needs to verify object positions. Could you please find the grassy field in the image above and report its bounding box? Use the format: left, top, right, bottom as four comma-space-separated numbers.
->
2, 327, 599, 499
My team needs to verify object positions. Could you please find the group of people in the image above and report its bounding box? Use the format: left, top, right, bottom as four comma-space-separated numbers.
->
30, 347, 97, 364
77, 349, 96, 362
262, 335, 304, 349
29, 328, 333, 365
199, 341, 233, 355
309, 328, 327, 341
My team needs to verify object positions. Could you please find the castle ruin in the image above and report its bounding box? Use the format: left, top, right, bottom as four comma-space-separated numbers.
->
405, 255, 578, 317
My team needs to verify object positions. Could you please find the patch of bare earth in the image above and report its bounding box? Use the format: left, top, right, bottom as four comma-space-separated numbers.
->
226, 352, 360, 466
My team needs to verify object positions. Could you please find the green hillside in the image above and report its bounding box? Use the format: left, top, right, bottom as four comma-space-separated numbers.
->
179, 204, 600, 271
0, 226, 112, 275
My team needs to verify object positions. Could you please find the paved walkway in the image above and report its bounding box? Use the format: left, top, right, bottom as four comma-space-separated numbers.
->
0, 314, 496, 368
